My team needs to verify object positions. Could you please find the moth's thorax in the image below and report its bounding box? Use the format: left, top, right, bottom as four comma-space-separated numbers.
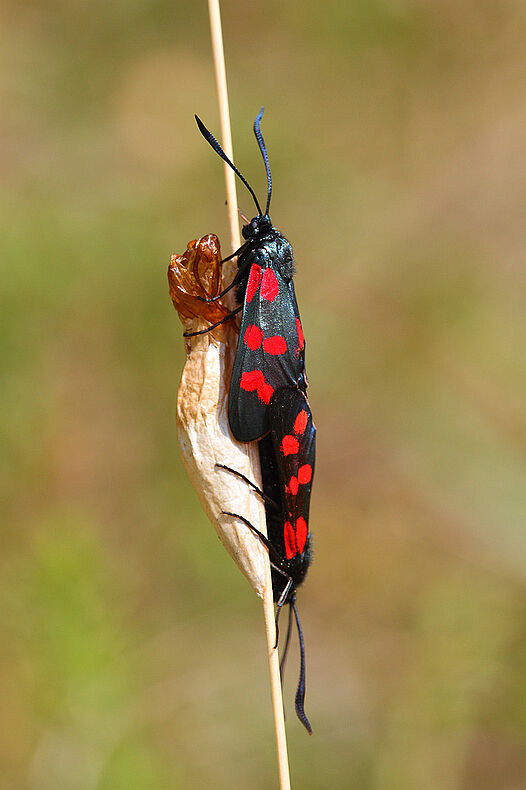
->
235, 225, 295, 307
249, 231, 294, 279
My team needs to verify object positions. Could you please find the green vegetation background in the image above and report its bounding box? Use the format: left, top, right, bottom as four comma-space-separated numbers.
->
1, 1, 525, 787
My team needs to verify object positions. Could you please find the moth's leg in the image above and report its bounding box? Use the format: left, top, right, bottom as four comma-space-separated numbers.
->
216, 464, 279, 511
183, 305, 242, 337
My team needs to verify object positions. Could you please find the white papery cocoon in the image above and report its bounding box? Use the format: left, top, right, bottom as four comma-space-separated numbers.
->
170, 236, 269, 598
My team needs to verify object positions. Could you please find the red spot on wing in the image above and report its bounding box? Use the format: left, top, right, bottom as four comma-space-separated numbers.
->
284, 521, 296, 559
295, 517, 308, 554
298, 464, 312, 484
260, 268, 279, 301
293, 409, 308, 435
258, 381, 274, 404
281, 435, 299, 455
246, 264, 262, 303
263, 335, 287, 355
288, 476, 299, 496
240, 370, 274, 405
244, 324, 263, 350
284, 516, 308, 558
240, 369, 264, 392
296, 318, 305, 350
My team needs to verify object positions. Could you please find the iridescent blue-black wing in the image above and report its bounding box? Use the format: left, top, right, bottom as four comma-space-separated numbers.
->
228, 260, 306, 442
267, 387, 316, 563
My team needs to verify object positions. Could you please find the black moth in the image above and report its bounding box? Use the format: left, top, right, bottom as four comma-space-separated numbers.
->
186, 108, 316, 732
220, 386, 316, 733
185, 108, 307, 443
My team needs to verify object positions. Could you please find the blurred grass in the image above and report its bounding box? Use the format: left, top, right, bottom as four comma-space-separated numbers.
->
1, 0, 526, 788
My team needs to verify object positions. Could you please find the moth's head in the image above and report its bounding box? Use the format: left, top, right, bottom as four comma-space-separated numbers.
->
242, 214, 272, 240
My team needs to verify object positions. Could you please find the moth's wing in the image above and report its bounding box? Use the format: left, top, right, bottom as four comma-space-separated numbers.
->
289, 280, 308, 392
268, 387, 316, 560
228, 261, 305, 442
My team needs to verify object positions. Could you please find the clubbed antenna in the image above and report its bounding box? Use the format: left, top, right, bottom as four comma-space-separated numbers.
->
253, 107, 272, 216
293, 601, 312, 734
195, 115, 262, 216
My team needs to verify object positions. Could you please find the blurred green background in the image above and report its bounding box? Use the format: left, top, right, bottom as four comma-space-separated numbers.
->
1, 1, 526, 787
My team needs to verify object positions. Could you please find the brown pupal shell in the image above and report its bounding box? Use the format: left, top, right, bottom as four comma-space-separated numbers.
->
169, 235, 269, 598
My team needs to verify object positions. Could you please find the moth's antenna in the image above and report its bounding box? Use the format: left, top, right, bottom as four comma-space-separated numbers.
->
195, 115, 262, 216
292, 600, 312, 735
279, 602, 294, 680
253, 107, 272, 216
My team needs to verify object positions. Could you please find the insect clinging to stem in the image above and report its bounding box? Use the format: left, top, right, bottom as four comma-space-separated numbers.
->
185, 109, 308, 444
219, 386, 316, 733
